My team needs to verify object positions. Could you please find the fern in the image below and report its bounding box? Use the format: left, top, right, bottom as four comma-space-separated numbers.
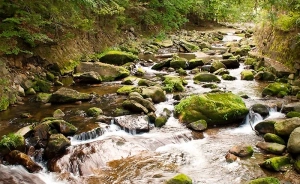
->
0, 133, 23, 150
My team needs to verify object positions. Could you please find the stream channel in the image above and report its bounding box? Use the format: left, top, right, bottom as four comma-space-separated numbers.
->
0, 28, 299, 184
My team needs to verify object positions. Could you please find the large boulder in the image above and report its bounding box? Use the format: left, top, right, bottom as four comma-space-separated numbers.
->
76, 62, 130, 82
287, 127, 300, 154
45, 134, 71, 159
175, 92, 249, 126
6, 150, 42, 173
210, 60, 226, 73
141, 86, 166, 103
49, 87, 92, 103
98, 50, 138, 65
262, 82, 290, 98
170, 57, 188, 69
274, 117, 300, 136
256, 141, 286, 155
114, 115, 149, 133
73, 71, 102, 83
166, 173, 192, 184
193, 73, 221, 83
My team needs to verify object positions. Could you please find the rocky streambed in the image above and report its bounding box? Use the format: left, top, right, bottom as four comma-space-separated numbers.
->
0, 26, 300, 184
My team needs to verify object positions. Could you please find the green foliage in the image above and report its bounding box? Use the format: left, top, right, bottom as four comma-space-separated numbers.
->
0, 133, 24, 150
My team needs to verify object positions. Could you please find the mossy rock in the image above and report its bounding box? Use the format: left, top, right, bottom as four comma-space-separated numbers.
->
45, 133, 71, 159
244, 57, 257, 65
46, 72, 55, 82
187, 58, 204, 69
210, 60, 227, 73
246, 177, 280, 184
260, 156, 291, 171
175, 92, 249, 126
222, 74, 237, 80
274, 117, 300, 136
155, 116, 168, 127
135, 67, 145, 76
59, 59, 80, 75
254, 71, 276, 81
264, 133, 285, 145
251, 104, 269, 117
121, 76, 138, 85
229, 144, 254, 157
36, 93, 52, 103
241, 70, 254, 81
154, 39, 173, 48
49, 119, 78, 136
53, 109, 65, 119
187, 120, 207, 131
142, 86, 166, 103
26, 88, 36, 95
177, 68, 187, 76
256, 141, 286, 155
138, 79, 155, 87
151, 58, 171, 70
213, 68, 230, 75
193, 73, 221, 83
73, 71, 102, 83
0, 94, 10, 111
87, 107, 103, 117
222, 53, 234, 59
220, 59, 240, 69
49, 87, 92, 103
287, 127, 300, 154
166, 173, 192, 184
33, 79, 51, 92
98, 50, 138, 65
295, 158, 300, 173
117, 86, 140, 95
286, 111, 300, 118
113, 108, 131, 116
179, 40, 200, 52
255, 120, 275, 134
170, 57, 188, 69
122, 100, 148, 114
202, 83, 218, 89
163, 75, 185, 93
0, 133, 25, 156
262, 82, 290, 98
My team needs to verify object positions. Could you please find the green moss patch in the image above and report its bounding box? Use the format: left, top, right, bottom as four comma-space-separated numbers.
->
98, 50, 138, 65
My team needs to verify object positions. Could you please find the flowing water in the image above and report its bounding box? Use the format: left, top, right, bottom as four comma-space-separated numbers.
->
0, 29, 299, 184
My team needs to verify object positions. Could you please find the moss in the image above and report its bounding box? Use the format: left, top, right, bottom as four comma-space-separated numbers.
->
60, 59, 80, 75
166, 173, 192, 184
287, 111, 300, 118
135, 67, 145, 76
170, 57, 188, 69
244, 57, 257, 65
261, 156, 291, 171
177, 68, 187, 76
175, 92, 248, 125
122, 76, 138, 85
117, 85, 140, 95
46, 72, 55, 82
163, 75, 185, 93
180, 40, 200, 52
86, 107, 103, 117
0, 94, 10, 111
193, 73, 221, 83
33, 79, 51, 92
222, 74, 236, 80
98, 50, 138, 65
187, 58, 204, 69
36, 93, 52, 103
155, 116, 168, 127
295, 159, 300, 173
0, 133, 24, 151
138, 79, 155, 86
246, 177, 280, 184
262, 82, 290, 97
241, 70, 254, 80
263, 133, 285, 145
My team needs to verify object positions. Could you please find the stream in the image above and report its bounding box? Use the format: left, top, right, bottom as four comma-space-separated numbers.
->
0, 28, 299, 184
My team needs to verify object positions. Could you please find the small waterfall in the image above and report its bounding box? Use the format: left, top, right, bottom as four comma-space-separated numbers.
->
73, 127, 107, 141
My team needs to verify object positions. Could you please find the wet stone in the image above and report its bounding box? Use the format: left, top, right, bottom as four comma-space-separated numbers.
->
114, 115, 149, 133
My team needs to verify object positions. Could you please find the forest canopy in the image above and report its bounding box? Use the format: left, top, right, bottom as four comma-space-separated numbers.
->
0, 0, 299, 55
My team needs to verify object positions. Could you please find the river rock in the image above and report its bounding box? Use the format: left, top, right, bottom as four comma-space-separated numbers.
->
213, 68, 230, 75
117, 85, 140, 95
138, 78, 156, 87
225, 153, 238, 163
251, 104, 269, 117
187, 120, 207, 131
151, 58, 171, 70
221, 74, 237, 80
129, 96, 156, 112
141, 86, 166, 103
262, 82, 290, 98
246, 177, 280, 184
263, 133, 285, 145
282, 102, 300, 113
175, 92, 248, 126
163, 75, 185, 92
122, 76, 138, 85
193, 73, 221, 83
260, 156, 291, 171
254, 120, 276, 134
36, 93, 52, 103
122, 100, 148, 114
154, 39, 173, 47
220, 59, 240, 69
50, 119, 78, 136
98, 50, 138, 65
86, 107, 103, 117
256, 141, 286, 155
73, 71, 102, 83
115, 115, 150, 132
155, 116, 168, 127
241, 70, 254, 80
179, 40, 200, 52
286, 111, 300, 118
254, 71, 276, 81
76, 62, 130, 81
187, 58, 204, 69
229, 144, 254, 157
166, 173, 192, 184
274, 117, 300, 136
53, 109, 65, 119
45, 134, 71, 159
170, 57, 188, 69
49, 87, 92, 103
287, 127, 300, 154
6, 150, 42, 173
210, 60, 226, 73
222, 53, 234, 59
